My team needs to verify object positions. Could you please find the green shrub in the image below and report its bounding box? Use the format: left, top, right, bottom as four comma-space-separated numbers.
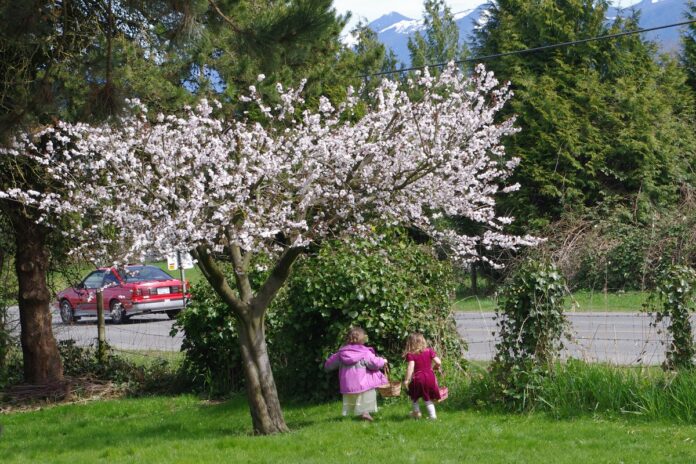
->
646, 264, 696, 370
490, 259, 569, 408
273, 231, 465, 400
550, 197, 696, 292
56, 340, 180, 394
574, 223, 652, 291
171, 282, 245, 396
0, 347, 22, 390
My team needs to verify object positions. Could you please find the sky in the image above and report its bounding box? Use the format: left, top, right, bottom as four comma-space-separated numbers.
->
333, 0, 644, 31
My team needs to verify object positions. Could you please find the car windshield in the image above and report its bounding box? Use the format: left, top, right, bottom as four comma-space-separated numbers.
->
121, 266, 174, 283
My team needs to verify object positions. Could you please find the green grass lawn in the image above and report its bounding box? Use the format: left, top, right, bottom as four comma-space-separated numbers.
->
453, 290, 649, 313
1, 394, 695, 463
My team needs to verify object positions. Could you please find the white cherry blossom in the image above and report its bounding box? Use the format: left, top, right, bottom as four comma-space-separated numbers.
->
1, 63, 539, 265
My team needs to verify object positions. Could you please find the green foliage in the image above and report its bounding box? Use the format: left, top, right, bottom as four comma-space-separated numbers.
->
465, 360, 696, 423
172, 280, 244, 397
171, 255, 278, 396
490, 259, 569, 408
0, 220, 17, 384
273, 232, 465, 399
646, 265, 696, 370
340, 23, 399, 101
473, 0, 696, 230
683, 2, 696, 90
574, 222, 653, 291
545, 196, 696, 292
54, 340, 179, 394
407, 0, 468, 69
0, 348, 22, 390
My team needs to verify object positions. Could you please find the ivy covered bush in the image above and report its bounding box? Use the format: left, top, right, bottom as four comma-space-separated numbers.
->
490, 258, 569, 408
646, 264, 696, 370
273, 231, 465, 400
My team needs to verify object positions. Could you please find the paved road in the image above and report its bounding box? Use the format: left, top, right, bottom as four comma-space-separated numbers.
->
8, 306, 676, 365
8, 306, 184, 353
456, 312, 672, 365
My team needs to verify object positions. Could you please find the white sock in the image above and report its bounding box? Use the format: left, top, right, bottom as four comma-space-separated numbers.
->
425, 401, 436, 419
412, 401, 421, 414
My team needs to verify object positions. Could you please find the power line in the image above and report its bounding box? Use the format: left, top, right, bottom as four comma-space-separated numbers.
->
363, 18, 696, 78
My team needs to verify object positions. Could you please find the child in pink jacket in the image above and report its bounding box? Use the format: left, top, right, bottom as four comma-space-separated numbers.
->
324, 327, 388, 421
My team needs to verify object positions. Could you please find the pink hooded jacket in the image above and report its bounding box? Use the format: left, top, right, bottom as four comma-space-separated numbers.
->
324, 344, 388, 394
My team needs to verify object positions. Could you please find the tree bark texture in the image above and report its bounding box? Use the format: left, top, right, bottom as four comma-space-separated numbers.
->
237, 313, 289, 434
11, 211, 63, 384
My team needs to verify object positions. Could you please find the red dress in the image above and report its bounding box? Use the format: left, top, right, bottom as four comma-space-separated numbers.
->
406, 348, 440, 402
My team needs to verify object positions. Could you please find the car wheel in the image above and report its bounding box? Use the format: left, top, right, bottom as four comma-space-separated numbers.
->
110, 301, 128, 324
59, 300, 75, 324
165, 309, 181, 319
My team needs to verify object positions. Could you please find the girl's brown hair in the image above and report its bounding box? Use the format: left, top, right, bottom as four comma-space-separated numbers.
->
403, 332, 427, 357
344, 326, 367, 345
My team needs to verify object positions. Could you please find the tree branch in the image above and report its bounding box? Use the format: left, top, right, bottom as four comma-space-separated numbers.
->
208, 0, 243, 34
230, 244, 253, 302
193, 245, 247, 315
251, 246, 304, 316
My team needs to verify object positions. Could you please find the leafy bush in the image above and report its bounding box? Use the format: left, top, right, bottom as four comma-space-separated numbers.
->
646, 264, 696, 370
574, 223, 652, 291
273, 232, 465, 400
546, 195, 696, 292
57, 340, 180, 394
490, 259, 569, 408
171, 282, 245, 396
0, 347, 22, 390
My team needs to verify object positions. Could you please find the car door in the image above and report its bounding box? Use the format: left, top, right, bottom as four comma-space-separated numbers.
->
102, 270, 124, 308
75, 270, 106, 312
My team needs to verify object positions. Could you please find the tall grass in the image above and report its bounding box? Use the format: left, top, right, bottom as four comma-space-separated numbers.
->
460, 360, 696, 423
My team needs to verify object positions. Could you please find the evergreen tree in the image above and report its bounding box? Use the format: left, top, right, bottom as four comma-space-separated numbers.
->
173, 0, 350, 114
408, 0, 468, 70
473, 0, 696, 229
683, 1, 696, 90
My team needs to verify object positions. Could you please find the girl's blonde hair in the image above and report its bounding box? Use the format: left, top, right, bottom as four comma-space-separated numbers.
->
344, 326, 367, 345
403, 332, 428, 357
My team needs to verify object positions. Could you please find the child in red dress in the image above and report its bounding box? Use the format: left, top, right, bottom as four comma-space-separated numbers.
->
402, 332, 442, 419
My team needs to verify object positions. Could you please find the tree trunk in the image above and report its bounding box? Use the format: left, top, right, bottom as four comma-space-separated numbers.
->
236, 312, 288, 434
470, 261, 478, 296
12, 212, 63, 384
193, 245, 303, 435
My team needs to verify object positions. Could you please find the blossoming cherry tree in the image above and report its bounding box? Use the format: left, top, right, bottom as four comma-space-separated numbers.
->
1, 64, 536, 434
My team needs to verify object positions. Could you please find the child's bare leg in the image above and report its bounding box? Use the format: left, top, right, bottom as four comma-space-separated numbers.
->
360, 412, 373, 421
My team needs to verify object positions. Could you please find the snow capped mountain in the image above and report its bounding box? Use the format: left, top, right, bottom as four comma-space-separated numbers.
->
365, 0, 691, 66
608, 0, 690, 51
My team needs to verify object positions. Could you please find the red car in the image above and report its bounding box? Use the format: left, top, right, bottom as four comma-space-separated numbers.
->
57, 265, 189, 324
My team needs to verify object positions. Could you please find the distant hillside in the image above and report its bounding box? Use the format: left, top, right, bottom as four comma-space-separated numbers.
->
362, 0, 691, 66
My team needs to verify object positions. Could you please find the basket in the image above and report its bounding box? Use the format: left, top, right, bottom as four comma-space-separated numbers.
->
437, 370, 448, 403
377, 365, 401, 398
438, 386, 449, 402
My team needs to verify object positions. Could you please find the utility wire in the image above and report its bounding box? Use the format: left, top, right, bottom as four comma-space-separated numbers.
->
362, 18, 696, 78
